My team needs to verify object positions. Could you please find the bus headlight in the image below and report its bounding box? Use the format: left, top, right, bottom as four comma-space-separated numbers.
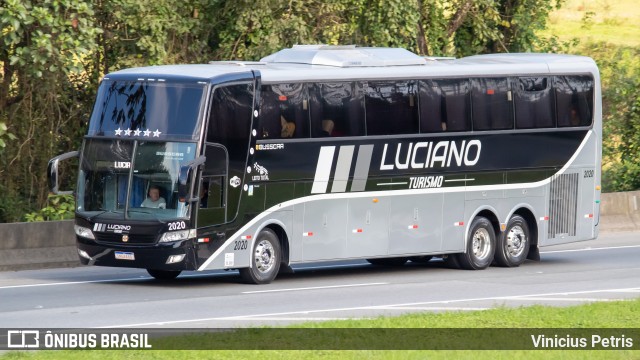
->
159, 229, 196, 243
74, 225, 95, 240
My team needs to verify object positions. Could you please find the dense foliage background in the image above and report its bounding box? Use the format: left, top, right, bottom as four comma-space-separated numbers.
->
0, 0, 637, 222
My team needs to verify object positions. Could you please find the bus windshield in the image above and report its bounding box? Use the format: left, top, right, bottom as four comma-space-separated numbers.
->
87, 80, 205, 140
77, 139, 197, 221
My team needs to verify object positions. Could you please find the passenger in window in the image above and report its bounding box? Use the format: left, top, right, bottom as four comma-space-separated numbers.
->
279, 101, 296, 138
568, 105, 580, 126
141, 185, 166, 209
280, 116, 296, 138
320, 119, 334, 137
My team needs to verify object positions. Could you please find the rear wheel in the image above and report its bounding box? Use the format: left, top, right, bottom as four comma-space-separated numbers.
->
457, 216, 495, 270
147, 269, 181, 280
494, 215, 530, 267
366, 257, 408, 266
239, 228, 281, 284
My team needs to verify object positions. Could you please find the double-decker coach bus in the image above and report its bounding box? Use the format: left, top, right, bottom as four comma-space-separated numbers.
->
48, 45, 601, 284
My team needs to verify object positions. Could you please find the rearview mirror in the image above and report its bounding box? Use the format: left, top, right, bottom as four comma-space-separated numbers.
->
47, 151, 79, 195
177, 155, 206, 202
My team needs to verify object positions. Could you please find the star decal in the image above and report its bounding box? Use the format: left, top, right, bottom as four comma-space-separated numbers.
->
143, 129, 151, 137
133, 129, 142, 136
153, 129, 161, 137
115, 128, 123, 136
124, 128, 132, 136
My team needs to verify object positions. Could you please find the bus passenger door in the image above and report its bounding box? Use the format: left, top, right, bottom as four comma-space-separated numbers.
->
203, 81, 255, 227
198, 145, 228, 225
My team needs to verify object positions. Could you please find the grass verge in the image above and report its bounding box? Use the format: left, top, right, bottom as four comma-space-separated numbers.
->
1, 298, 639, 359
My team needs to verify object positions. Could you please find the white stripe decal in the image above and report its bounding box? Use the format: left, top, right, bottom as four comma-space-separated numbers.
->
311, 146, 336, 194
331, 145, 355, 193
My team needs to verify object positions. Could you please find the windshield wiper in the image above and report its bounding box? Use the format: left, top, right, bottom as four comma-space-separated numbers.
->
88, 209, 123, 220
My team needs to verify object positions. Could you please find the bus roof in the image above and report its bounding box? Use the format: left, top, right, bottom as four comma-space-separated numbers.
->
105, 46, 599, 84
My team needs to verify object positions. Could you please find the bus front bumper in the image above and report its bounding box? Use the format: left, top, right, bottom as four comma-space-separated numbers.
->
76, 237, 198, 271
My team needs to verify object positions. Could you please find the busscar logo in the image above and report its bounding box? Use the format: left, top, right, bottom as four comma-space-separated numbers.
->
256, 143, 284, 151
7, 330, 39, 348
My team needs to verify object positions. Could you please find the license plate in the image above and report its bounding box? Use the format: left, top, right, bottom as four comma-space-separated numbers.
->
114, 251, 135, 260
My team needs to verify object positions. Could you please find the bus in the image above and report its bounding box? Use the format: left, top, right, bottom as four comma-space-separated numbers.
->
48, 45, 601, 284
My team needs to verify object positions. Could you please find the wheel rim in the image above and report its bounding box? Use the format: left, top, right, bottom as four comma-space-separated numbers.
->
472, 228, 492, 260
254, 240, 275, 274
506, 225, 527, 258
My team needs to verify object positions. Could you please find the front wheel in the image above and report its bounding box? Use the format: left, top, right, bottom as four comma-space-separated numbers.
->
147, 269, 181, 280
457, 217, 495, 270
494, 215, 530, 267
239, 228, 281, 284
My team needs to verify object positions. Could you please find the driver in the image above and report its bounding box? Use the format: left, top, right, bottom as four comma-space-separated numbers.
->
141, 185, 166, 209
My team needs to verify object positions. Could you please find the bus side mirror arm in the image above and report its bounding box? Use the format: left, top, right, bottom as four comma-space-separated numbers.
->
48, 151, 79, 195
177, 155, 206, 202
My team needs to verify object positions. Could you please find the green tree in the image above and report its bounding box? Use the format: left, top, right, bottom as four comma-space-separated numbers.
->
589, 44, 640, 192
0, 0, 576, 222
0, 0, 101, 222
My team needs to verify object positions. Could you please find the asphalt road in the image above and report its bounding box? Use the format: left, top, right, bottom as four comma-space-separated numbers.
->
0, 232, 639, 329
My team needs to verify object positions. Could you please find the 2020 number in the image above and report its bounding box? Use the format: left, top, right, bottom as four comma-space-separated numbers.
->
234, 240, 248, 251
168, 221, 186, 231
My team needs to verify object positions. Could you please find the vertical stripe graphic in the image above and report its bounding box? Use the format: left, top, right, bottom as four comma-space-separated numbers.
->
331, 145, 355, 193
350, 144, 374, 192
311, 146, 336, 194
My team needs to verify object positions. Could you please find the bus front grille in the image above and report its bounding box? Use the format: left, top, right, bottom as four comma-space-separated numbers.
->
94, 233, 158, 244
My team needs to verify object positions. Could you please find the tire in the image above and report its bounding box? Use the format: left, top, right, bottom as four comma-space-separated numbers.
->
239, 228, 281, 284
444, 254, 461, 269
409, 256, 433, 263
366, 257, 408, 266
494, 215, 530, 267
457, 216, 495, 270
147, 269, 181, 280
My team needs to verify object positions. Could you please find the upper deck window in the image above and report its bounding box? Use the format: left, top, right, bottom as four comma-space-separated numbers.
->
259, 83, 309, 139
365, 81, 419, 135
309, 82, 365, 138
419, 79, 471, 132
88, 81, 205, 140
555, 75, 594, 127
471, 78, 513, 131
514, 77, 555, 129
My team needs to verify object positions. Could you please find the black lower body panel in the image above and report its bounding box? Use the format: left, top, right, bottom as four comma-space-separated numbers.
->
76, 237, 198, 271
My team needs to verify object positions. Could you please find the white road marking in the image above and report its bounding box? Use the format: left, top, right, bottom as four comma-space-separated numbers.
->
375, 306, 490, 311
1, 243, 639, 290
540, 244, 640, 254
503, 297, 625, 302
0, 277, 149, 289
242, 282, 388, 294
102, 287, 640, 328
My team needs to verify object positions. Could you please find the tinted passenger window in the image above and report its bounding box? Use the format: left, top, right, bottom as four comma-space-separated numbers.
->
555, 75, 594, 127
514, 77, 555, 129
259, 83, 309, 139
471, 78, 513, 130
365, 81, 419, 135
419, 79, 471, 132
207, 83, 254, 160
309, 82, 365, 137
